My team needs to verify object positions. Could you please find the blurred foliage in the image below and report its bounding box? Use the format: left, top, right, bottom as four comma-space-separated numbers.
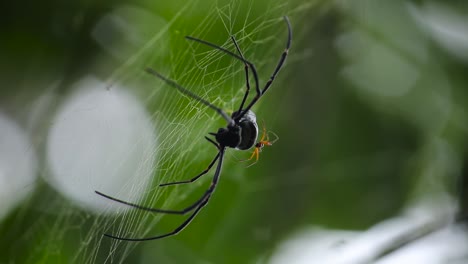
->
1, 0, 468, 263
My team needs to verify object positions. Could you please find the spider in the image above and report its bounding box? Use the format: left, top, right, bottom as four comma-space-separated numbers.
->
95, 16, 292, 241
240, 121, 279, 167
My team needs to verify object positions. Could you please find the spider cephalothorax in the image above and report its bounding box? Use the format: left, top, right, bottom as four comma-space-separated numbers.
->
96, 16, 292, 241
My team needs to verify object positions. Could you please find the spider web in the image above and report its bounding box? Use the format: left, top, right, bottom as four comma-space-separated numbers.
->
1, 0, 317, 263
98, 4, 287, 263
96, 3, 292, 261
6, 1, 466, 264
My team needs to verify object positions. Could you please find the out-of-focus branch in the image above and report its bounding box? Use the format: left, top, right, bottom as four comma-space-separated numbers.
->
367, 216, 452, 263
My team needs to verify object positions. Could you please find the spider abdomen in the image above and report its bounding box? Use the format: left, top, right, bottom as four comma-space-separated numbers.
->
235, 110, 258, 150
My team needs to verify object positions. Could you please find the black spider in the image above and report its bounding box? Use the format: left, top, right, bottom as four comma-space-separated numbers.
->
96, 16, 292, 241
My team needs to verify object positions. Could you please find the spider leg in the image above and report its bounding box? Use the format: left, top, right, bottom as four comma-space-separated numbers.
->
241, 148, 258, 162
185, 35, 260, 100
145, 67, 234, 126
95, 190, 202, 214
243, 149, 260, 168
268, 131, 280, 144
240, 147, 260, 167
101, 147, 226, 241
230, 36, 251, 114
260, 121, 267, 142
159, 153, 219, 187
204, 136, 220, 150
236, 16, 292, 121
96, 148, 223, 215
103, 196, 210, 241
159, 137, 220, 187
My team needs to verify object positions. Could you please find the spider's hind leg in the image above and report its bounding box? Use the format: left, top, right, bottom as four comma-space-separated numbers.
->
159, 136, 220, 187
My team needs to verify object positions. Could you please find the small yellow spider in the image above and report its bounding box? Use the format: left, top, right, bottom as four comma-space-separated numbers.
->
241, 121, 278, 167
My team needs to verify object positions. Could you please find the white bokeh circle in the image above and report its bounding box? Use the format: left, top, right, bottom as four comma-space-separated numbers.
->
46, 77, 157, 214
0, 112, 38, 220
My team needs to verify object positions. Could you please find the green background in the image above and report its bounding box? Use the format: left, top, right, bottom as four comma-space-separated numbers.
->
1, 0, 467, 263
